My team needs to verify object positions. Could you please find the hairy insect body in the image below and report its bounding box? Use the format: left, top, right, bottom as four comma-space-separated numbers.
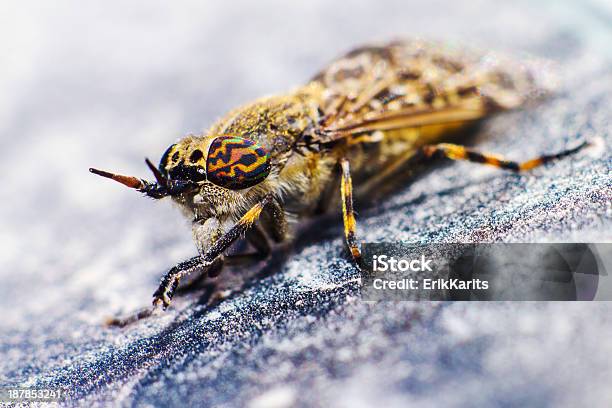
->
90, 40, 589, 323
172, 91, 476, 234
169, 95, 446, 252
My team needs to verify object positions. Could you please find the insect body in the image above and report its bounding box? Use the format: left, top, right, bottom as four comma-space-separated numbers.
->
90, 39, 589, 321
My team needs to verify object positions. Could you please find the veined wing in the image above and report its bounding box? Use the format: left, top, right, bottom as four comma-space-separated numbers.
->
309, 39, 555, 142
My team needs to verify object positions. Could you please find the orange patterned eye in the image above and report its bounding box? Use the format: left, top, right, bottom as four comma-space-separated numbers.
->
206, 136, 271, 189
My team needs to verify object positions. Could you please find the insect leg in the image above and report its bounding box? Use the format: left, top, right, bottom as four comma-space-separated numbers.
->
174, 256, 224, 293
259, 199, 288, 243
152, 193, 274, 309
176, 225, 271, 294
421, 141, 591, 171
339, 157, 362, 265
220, 225, 272, 267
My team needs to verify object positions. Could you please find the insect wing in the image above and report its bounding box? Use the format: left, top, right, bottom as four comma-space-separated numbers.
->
311, 40, 548, 142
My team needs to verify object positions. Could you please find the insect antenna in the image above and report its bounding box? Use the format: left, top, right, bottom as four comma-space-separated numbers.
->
89, 166, 168, 199
89, 167, 145, 190
145, 157, 168, 187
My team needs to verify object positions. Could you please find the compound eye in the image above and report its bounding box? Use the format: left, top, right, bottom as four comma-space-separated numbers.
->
158, 143, 178, 177
206, 136, 271, 190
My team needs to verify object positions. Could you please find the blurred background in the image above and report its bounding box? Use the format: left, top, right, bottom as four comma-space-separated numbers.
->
0, 1, 610, 406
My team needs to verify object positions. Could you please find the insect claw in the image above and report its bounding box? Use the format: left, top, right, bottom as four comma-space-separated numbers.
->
145, 157, 168, 187
89, 167, 145, 190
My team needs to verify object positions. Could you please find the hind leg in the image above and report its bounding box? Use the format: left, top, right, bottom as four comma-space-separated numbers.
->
357, 139, 592, 199
420, 140, 590, 171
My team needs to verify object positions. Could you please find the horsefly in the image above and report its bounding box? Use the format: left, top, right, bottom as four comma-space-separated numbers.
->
90, 39, 591, 325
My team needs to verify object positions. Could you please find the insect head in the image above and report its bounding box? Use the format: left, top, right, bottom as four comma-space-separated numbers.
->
90, 136, 271, 198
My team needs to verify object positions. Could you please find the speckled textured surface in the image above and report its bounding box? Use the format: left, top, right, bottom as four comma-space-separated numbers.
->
0, 1, 611, 407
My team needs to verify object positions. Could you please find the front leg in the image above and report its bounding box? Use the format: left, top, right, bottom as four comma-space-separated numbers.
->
152, 193, 274, 309
152, 256, 207, 308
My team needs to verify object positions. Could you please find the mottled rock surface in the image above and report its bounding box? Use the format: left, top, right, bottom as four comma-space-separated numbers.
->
0, 1, 610, 407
